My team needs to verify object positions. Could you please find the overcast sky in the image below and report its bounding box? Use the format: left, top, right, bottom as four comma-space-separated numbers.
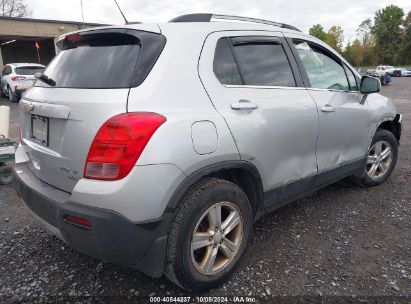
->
28, 0, 411, 44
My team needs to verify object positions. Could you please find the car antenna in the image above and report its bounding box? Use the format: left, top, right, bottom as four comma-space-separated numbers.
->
113, 0, 129, 24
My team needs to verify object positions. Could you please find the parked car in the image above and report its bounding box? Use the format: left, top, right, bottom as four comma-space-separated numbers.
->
366, 65, 395, 84
397, 67, 411, 77
0, 63, 45, 102
13, 14, 402, 291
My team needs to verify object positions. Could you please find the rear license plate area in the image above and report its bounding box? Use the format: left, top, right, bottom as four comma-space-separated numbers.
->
31, 115, 49, 146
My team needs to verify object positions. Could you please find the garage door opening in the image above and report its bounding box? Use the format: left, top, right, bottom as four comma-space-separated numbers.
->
1, 38, 55, 66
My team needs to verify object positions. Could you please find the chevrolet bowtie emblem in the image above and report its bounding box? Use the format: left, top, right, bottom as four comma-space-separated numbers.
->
24, 102, 35, 112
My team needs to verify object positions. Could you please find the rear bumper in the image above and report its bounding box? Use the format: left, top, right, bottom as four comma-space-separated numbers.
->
13, 88, 26, 98
13, 162, 170, 278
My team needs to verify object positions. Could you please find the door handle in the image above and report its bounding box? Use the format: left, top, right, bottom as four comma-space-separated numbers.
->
231, 100, 258, 110
321, 105, 336, 113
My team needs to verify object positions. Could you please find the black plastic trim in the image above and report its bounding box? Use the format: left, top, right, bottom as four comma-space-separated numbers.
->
13, 162, 169, 278
285, 37, 311, 87
280, 37, 305, 88
170, 13, 302, 32
230, 36, 281, 45
394, 114, 402, 142
170, 13, 213, 22
165, 161, 264, 213
257, 159, 365, 219
129, 30, 167, 87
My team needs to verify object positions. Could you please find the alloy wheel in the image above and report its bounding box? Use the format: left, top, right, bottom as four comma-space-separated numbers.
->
8, 87, 12, 101
366, 140, 393, 180
190, 202, 243, 275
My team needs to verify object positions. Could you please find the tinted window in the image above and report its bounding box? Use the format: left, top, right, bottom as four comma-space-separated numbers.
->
15, 66, 44, 75
343, 64, 359, 91
213, 38, 242, 85
294, 40, 349, 91
3, 66, 12, 75
36, 33, 141, 88
232, 41, 295, 87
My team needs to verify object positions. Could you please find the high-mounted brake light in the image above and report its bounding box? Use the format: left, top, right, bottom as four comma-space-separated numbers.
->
66, 33, 82, 43
84, 112, 166, 181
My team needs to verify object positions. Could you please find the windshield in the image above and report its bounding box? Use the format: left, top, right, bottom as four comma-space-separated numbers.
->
15, 66, 44, 75
36, 32, 141, 89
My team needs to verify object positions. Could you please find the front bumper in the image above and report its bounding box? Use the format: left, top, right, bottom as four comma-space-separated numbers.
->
13, 162, 170, 278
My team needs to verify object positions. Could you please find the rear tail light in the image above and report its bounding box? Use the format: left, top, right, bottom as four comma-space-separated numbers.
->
11, 76, 26, 81
84, 112, 166, 181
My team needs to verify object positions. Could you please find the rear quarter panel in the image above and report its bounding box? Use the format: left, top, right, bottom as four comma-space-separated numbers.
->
127, 24, 240, 175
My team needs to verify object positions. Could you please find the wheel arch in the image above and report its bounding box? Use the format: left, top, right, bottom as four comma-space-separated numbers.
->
165, 161, 264, 219
376, 114, 402, 143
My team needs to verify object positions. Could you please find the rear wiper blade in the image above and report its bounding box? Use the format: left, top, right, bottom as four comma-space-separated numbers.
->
34, 72, 56, 87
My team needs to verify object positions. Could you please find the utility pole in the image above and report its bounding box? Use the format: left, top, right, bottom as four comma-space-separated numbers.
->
80, 0, 85, 28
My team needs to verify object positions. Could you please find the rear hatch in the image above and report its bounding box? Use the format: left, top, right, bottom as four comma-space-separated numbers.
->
14, 65, 45, 89
20, 27, 165, 193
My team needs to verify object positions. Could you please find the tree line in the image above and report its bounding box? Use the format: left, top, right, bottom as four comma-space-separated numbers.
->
309, 5, 411, 67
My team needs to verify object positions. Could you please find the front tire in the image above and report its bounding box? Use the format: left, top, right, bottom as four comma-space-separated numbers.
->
357, 129, 398, 187
165, 178, 253, 291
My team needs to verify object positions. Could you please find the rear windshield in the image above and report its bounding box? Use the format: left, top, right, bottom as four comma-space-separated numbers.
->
15, 66, 44, 75
36, 32, 141, 89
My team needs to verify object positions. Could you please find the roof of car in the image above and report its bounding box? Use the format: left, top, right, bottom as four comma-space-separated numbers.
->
58, 14, 307, 41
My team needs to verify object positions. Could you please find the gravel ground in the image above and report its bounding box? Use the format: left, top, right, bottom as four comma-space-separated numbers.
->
0, 78, 410, 303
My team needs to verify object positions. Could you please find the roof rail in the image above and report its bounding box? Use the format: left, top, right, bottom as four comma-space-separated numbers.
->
169, 13, 301, 32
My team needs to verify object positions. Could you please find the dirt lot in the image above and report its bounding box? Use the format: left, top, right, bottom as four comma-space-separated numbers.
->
0, 79, 410, 303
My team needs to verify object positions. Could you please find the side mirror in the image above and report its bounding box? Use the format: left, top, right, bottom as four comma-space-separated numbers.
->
360, 76, 380, 94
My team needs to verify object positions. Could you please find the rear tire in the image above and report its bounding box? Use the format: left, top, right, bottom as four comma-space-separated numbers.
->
355, 129, 398, 187
165, 178, 253, 291
7, 87, 19, 103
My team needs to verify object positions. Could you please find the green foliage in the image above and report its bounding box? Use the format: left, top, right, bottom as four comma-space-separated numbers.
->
309, 5, 411, 66
308, 24, 344, 52
326, 26, 344, 52
309, 24, 328, 41
372, 5, 404, 64
400, 11, 411, 64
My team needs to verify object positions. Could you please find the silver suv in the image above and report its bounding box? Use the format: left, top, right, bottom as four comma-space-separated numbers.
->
14, 14, 402, 291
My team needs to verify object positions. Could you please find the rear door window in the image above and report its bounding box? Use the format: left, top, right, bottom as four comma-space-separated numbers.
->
3, 66, 12, 76
213, 36, 296, 87
232, 38, 296, 87
213, 38, 242, 85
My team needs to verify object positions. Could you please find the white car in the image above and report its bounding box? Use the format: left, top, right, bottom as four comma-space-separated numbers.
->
0, 63, 45, 102
398, 67, 411, 77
